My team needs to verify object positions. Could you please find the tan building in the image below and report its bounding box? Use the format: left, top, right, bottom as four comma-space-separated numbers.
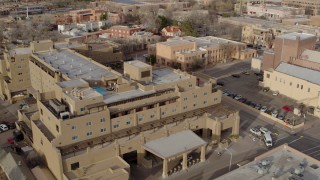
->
282, 0, 320, 15
156, 36, 256, 70
262, 32, 317, 70
220, 17, 320, 48
263, 62, 320, 117
17, 41, 241, 180
260, 32, 320, 117
217, 144, 320, 179
0, 47, 32, 103
310, 16, 320, 26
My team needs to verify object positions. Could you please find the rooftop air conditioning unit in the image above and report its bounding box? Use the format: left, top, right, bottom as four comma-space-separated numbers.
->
60, 111, 70, 120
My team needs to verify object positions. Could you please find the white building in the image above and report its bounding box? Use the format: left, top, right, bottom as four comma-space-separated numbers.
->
247, 4, 305, 19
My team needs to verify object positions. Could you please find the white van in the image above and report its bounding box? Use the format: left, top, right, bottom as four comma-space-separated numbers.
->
263, 133, 272, 147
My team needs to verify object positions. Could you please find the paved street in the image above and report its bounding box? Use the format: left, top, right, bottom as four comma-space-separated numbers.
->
198, 60, 251, 79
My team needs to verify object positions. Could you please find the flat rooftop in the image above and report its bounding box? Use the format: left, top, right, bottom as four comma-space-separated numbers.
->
301, 50, 320, 64
160, 39, 194, 47
277, 32, 316, 40
64, 156, 129, 179
143, 130, 206, 159
217, 144, 320, 180
104, 89, 155, 105
151, 68, 189, 85
8, 47, 31, 56
35, 49, 119, 81
57, 79, 88, 89
276, 63, 320, 85
126, 60, 151, 68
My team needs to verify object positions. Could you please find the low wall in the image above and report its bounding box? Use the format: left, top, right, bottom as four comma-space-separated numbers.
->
222, 96, 304, 132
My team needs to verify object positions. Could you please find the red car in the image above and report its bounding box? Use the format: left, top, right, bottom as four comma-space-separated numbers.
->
282, 105, 293, 112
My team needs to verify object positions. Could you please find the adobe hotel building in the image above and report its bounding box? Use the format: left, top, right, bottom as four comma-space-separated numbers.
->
16, 40, 240, 179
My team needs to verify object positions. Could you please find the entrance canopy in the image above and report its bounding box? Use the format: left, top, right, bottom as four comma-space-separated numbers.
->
143, 130, 206, 159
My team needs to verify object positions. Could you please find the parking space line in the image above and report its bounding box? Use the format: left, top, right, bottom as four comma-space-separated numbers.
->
287, 137, 303, 145
301, 144, 320, 153
306, 149, 320, 156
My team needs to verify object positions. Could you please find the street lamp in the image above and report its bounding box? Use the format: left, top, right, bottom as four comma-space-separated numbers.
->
225, 148, 233, 172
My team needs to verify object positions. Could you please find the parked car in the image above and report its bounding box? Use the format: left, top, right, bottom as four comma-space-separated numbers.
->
250, 103, 256, 108
277, 114, 285, 120
260, 106, 268, 112
250, 127, 261, 136
217, 81, 225, 86
234, 95, 242, 100
263, 88, 270, 92
254, 104, 262, 110
0, 124, 9, 132
239, 98, 247, 103
245, 100, 252, 105
258, 77, 263, 81
232, 74, 240, 78
260, 127, 271, 134
272, 110, 278, 117
272, 91, 279, 96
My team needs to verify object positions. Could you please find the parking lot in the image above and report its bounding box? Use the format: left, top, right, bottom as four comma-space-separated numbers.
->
218, 71, 307, 126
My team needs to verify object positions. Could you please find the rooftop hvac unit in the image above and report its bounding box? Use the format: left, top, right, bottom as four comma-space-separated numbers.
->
49, 99, 66, 113
60, 111, 70, 120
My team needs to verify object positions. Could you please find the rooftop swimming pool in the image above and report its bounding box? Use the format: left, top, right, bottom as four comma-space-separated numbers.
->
94, 87, 108, 95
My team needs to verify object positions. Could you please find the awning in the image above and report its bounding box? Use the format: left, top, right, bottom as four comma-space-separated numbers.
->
143, 130, 206, 159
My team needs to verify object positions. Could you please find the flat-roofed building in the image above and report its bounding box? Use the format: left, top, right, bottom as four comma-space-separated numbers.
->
264, 62, 320, 112
282, 0, 320, 16
0, 47, 32, 103
262, 32, 317, 70
156, 36, 256, 70
109, 25, 141, 38
247, 4, 305, 20
17, 40, 241, 180
217, 144, 320, 180
219, 17, 320, 48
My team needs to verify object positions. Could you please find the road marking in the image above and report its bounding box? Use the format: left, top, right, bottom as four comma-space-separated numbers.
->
301, 144, 320, 153
306, 149, 320, 155
273, 136, 289, 145
240, 119, 248, 128
287, 137, 303, 145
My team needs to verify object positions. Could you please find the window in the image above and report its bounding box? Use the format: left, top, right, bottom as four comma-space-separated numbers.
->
18, 72, 22, 75
72, 136, 78, 141
19, 79, 23, 82
290, 82, 292, 86
56, 125, 59, 132
71, 125, 76, 130
204, 101, 207, 104
86, 122, 92, 126
126, 121, 131, 125
100, 118, 105, 122
100, 128, 106, 132
308, 88, 310, 92
301, 85, 303, 89
194, 95, 197, 98
193, 104, 197, 107
189, 84, 192, 87
297, 84, 299, 88
183, 106, 188, 109
86, 131, 93, 136
113, 124, 119, 129
172, 109, 176, 112
183, 97, 188, 101
162, 112, 165, 115
18, 66, 22, 69
80, 107, 85, 112
204, 92, 208, 96
150, 114, 155, 118
71, 162, 79, 170
138, 117, 144, 121
141, 70, 150, 78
